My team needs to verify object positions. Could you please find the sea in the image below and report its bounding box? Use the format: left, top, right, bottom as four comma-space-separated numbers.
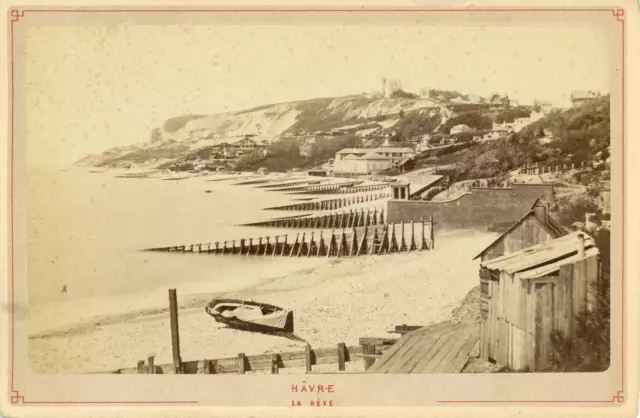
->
26, 168, 327, 334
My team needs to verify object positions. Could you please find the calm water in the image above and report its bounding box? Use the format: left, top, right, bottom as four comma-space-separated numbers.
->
27, 169, 324, 314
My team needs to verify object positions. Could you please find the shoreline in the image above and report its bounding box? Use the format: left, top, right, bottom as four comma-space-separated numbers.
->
29, 230, 496, 373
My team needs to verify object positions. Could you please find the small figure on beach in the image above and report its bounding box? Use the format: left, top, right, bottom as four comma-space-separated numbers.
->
61, 285, 67, 295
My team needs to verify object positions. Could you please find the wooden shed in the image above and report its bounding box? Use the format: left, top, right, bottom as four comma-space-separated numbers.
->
474, 199, 566, 262
478, 231, 601, 371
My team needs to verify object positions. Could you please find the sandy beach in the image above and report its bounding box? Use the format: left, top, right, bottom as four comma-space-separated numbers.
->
29, 228, 496, 373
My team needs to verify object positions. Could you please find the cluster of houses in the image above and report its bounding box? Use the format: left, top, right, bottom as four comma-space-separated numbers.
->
187, 135, 272, 171
445, 110, 546, 143
330, 138, 416, 177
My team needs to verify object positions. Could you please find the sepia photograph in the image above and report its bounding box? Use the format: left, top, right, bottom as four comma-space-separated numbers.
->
3, 4, 636, 413
24, 17, 614, 376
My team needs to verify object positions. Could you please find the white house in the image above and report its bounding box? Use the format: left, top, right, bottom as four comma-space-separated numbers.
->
333, 146, 415, 177
450, 124, 472, 135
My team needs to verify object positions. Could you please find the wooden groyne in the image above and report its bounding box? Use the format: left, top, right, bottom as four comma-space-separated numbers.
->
243, 207, 384, 228
285, 183, 391, 196
207, 175, 257, 183
267, 181, 363, 193
264, 192, 390, 212
116, 170, 165, 178
145, 220, 434, 257
255, 179, 326, 189
114, 340, 396, 375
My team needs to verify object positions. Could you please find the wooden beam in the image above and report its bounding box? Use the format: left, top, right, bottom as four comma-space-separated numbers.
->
237, 353, 246, 374
337, 342, 346, 371
305, 345, 312, 374
168, 289, 182, 374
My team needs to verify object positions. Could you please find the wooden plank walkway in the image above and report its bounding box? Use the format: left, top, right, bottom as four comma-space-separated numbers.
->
367, 323, 479, 374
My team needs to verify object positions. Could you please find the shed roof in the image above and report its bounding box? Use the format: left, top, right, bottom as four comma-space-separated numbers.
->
480, 231, 597, 274
516, 247, 599, 280
473, 200, 566, 260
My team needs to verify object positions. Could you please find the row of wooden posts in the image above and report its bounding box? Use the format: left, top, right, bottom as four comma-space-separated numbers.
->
255, 179, 325, 189
145, 220, 435, 257
518, 161, 586, 175
116, 171, 162, 178
121, 339, 398, 375
244, 207, 385, 228
233, 176, 294, 186
207, 174, 257, 183
115, 290, 401, 375
266, 180, 364, 193
289, 183, 391, 195
264, 192, 391, 212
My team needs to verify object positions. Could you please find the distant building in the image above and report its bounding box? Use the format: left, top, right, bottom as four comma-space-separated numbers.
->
333, 146, 415, 177
534, 100, 554, 114
570, 90, 600, 106
382, 77, 403, 98
467, 94, 483, 103
450, 124, 472, 135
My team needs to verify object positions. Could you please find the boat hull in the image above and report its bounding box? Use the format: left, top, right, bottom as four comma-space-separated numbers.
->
205, 298, 294, 334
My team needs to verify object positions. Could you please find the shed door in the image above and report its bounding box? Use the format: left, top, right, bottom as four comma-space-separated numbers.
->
534, 282, 555, 371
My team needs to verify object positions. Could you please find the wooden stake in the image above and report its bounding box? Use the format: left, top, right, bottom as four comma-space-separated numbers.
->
318, 232, 326, 257
400, 222, 407, 251
362, 344, 375, 370
281, 235, 288, 257
337, 342, 346, 371
349, 228, 358, 256
356, 226, 368, 256
272, 236, 279, 257
305, 345, 312, 374
430, 216, 435, 250
147, 355, 155, 374
410, 221, 417, 251
237, 353, 246, 374
297, 233, 306, 258
168, 289, 182, 374
289, 234, 299, 258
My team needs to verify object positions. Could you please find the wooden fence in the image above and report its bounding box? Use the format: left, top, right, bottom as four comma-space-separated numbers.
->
243, 207, 385, 228
145, 220, 435, 256
264, 192, 390, 211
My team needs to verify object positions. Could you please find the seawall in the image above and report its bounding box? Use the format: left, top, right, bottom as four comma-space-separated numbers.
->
386, 184, 555, 231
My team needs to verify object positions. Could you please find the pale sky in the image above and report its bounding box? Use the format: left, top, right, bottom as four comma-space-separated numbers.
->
24, 24, 611, 166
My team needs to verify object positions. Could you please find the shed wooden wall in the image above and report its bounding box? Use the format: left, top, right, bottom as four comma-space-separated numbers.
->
481, 216, 555, 262
479, 254, 600, 371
